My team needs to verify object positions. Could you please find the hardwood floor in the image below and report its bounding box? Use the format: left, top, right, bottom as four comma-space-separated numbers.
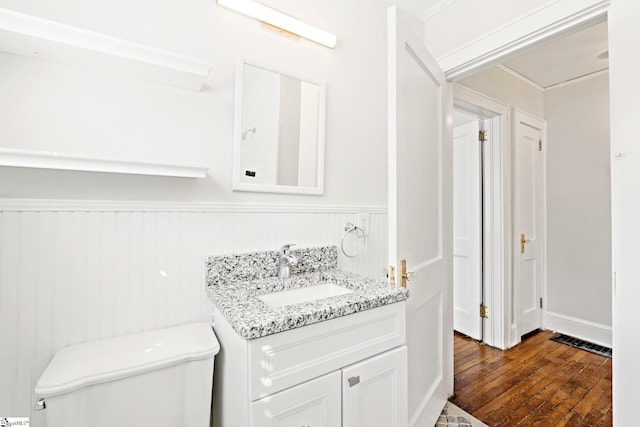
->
450, 331, 612, 426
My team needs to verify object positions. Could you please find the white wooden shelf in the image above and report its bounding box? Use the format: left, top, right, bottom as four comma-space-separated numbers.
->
0, 147, 209, 178
0, 8, 212, 90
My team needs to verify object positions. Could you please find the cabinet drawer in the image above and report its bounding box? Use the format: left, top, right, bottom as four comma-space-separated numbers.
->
249, 301, 405, 400
251, 371, 341, 427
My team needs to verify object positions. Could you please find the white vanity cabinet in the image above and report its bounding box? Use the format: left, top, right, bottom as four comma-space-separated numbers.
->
212, 301, 407, 427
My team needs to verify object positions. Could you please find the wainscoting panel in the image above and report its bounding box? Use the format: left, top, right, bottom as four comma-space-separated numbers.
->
0, 202, 388, 424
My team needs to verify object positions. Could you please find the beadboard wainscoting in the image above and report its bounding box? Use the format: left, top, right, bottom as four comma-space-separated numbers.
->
0, 200, 388, 424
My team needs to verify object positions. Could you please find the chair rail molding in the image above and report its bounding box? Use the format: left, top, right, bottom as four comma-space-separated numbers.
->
0, 198, 389, 214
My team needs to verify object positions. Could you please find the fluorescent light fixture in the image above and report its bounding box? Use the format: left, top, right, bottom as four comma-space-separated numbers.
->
217, 0, 337, 48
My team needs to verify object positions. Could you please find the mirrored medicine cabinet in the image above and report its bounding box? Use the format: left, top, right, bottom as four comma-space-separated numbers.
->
232, 57, 326, 195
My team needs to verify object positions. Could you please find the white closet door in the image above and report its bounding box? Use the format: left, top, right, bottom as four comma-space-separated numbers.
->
513, 110, 546, 337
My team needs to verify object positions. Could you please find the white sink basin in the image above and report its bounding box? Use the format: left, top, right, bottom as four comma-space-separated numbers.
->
257, 283, 353, 308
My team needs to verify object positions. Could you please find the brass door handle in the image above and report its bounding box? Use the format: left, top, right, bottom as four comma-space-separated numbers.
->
399, 259, 414, 288
520, 234, 530, 254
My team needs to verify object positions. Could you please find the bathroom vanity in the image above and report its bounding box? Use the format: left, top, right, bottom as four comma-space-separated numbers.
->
206, 246, 409, 427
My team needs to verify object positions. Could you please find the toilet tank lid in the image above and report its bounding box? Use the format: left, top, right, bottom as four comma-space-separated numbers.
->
35, 322, 220, 397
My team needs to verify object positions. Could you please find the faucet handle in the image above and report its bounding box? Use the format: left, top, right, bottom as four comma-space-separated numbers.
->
280, 243, 296, 254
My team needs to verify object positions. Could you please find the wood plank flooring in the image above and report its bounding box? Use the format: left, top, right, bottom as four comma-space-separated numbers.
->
450, 331, 612, 427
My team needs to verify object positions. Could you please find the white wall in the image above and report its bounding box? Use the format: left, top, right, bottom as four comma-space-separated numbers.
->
0, 0, 389, 206
0, 0, 394, 422
609, 0, 640, 423
458, 66, 544, 117
543, 73, 612, 345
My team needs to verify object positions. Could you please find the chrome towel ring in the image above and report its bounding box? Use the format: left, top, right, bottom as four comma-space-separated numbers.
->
341, 222, 366, 258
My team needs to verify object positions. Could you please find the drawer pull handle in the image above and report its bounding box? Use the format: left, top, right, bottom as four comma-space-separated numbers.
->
348, 376, 360, 387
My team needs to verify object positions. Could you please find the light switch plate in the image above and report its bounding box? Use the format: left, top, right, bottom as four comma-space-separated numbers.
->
357, 213, 370, 236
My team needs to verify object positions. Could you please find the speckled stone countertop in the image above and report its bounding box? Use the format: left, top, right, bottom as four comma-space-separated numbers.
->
206, 246, 408, 340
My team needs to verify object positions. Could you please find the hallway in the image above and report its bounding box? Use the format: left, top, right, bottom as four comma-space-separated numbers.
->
450, 331, 612, 426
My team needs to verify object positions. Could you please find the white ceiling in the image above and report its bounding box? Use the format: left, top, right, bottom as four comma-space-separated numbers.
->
501, 20, 609, 89
409, 0, 444, 11
394, 0, 446, 15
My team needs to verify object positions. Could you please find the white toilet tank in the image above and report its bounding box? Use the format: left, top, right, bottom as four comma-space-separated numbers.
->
35, 322, 220, 427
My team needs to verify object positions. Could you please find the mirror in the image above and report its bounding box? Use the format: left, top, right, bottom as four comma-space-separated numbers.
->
232, 58, 326, 195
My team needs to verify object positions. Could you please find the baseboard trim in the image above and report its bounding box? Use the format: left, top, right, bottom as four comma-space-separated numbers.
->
545, 311, 612, 348
0, 198, 389, 214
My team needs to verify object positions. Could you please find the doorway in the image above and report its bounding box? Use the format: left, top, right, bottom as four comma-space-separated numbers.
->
452, 86, 511, 350
451, 16, 611, 349
449, 15, 612, 426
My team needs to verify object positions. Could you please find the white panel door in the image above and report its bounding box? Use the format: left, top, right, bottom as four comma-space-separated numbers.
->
251, 371, 341, 427
388, 6, 453, 427
453, 120, 482, 340
514, 110, 546, 337
342, 346, 408, 427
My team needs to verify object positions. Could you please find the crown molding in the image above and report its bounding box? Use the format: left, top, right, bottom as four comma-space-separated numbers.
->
496, 64, 545, 91
544, 68, 609, 90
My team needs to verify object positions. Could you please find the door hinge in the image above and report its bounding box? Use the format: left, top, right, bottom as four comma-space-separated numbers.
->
538, 139, 543, 151
540, 297, 543, 309
479, 130, 487, 142
480, 304, 489, 318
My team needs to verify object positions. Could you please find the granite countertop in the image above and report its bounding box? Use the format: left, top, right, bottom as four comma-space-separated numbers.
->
207, 270, 409, 340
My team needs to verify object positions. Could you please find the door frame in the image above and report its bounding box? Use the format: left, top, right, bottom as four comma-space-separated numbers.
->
453, 84, 511, 349
444, 1, 609, 349
427, 0, 616, 415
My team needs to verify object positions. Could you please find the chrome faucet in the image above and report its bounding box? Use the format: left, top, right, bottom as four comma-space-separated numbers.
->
278, 243, 298, 279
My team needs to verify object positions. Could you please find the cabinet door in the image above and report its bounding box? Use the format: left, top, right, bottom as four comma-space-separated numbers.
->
251, 371, 341, 427
342, 346, 408, 427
